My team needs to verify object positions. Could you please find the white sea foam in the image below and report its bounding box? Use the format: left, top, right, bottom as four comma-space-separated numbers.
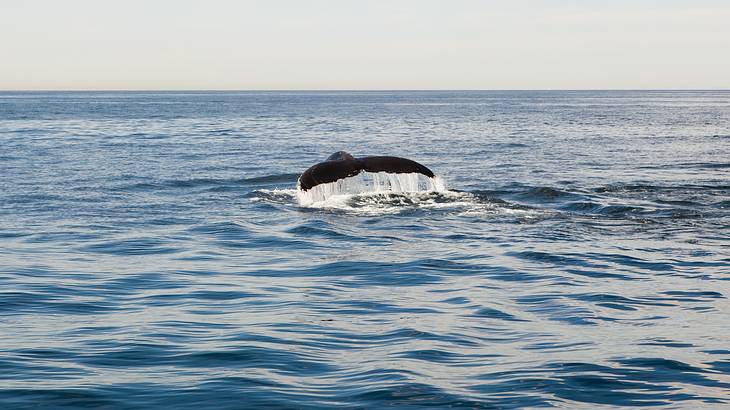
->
296, 172, 447, 206
253, 173, 547, 219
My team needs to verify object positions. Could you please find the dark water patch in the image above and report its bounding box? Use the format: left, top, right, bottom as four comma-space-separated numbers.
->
204, 127, 236, 136
707, 360, 730, 374
189, 221, 319, 250
638, 338, 695, 348
572, 293, 675, 308
473, 359, 729, 407
188, 221, 250, 239
0, 266, 79, 279
151, 382, 321, 410
14, 348, 80, 361
287, 225, 359, 241
142, 216, 200, 226
643, 292, 725, 304
583, 252, 675, 273
344, 383, 499, 409
182, 348, 338, 374
643, 161, 730, 170
2, 193, 67, 204
507, 250, 610, 270
558, 201, 705, 221
102, 272, 191, 293
77, 343, 183, 368
500, 142, 529, 148
471, 307, 527, 322
522, 291, 725, 317
0, 231, 31, 239
613, 357, 729, 388
597, 204, 647, 217
218, 330, 341, 351
80, 237, 181, 255
141, 290, 265, 307
522, 341, 594, 351
703, 349, 730, 355
334, 367, 421, 384
709, 133, 730, 139
251, 259, 548, 286
468, 189, 517, 199
308, 299, 441, 315
441, 296, 470, 305
594, 183, 661, 194
75, 344, 337, 376
563, 267, 634, 280
0, 291, 117, 315
594, 182, 730, 194
0, 358, 90, 384
560, 201, 604, 213
216, 235, 316, 250
0, 388, 120, 410
652, 207, 704, 220
186, 290, 264, 301
660, 290, 724, 299
515, 294, 600, 325
250, 260, 445, 286
513, 186, 585, 202
286, 221, 397, 244
654, 198, 706, 207
23, 231, 103, 244
394, 349, 502, 366
275, 325, 483, 348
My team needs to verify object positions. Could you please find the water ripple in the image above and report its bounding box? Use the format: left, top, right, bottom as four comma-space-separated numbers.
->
2, 90, 729, 408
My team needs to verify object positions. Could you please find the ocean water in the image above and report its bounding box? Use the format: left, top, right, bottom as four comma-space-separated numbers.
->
1, 90, 729, 409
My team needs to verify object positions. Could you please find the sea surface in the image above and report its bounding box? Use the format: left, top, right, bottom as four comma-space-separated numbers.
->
1, 90, 729, 409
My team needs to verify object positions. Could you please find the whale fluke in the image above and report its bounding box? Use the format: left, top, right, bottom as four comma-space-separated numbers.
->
297, 152, 435, 191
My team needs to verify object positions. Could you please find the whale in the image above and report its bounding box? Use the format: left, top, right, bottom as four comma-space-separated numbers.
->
297, 151, 435, 191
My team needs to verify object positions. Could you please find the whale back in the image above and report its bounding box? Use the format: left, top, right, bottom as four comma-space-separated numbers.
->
326, 151, 355, 161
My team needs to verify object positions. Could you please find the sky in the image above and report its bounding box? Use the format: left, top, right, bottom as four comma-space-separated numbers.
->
1, 0, 729, 90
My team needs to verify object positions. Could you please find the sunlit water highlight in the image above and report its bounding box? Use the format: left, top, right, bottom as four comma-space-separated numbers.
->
1, 91, 729, 409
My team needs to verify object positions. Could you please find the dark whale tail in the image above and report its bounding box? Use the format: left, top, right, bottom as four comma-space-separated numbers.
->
297, 152, 435, 191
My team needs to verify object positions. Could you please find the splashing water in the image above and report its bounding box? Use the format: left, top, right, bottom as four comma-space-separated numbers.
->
297, 172, 447, 205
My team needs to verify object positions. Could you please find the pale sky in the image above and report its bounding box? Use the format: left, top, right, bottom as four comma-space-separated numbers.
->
1, 0, 729, 90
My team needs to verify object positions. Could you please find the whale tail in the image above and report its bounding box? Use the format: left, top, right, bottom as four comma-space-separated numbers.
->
297, 154, 435, 191
358, 156, 435, 178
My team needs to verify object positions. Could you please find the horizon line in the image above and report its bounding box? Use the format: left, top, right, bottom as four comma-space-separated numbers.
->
1, 88, 729, 93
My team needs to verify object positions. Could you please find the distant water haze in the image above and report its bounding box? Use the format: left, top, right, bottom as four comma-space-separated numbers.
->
2, 0, 729, 90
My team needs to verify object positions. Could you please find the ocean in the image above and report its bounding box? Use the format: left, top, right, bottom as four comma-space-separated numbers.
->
1, 90, 729, 408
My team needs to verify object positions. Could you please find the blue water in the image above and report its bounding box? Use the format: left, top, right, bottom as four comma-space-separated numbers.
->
1, 91, 729, 409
